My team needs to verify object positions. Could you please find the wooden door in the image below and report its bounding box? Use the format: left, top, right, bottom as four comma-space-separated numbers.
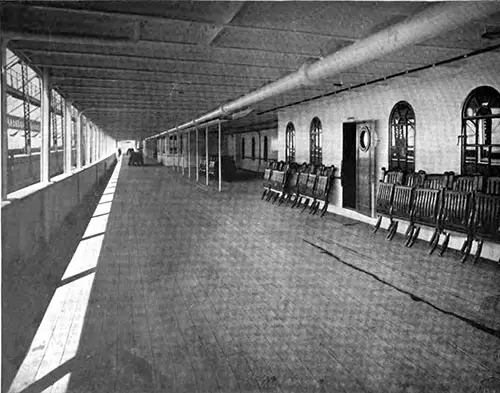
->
342, 123, 357, 209
356, 122, 376, 216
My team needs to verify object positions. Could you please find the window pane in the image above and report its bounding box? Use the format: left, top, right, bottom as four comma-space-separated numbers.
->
71, 107, 77, 168
389, 101, 415, 172
49, 91, 64, 178
5, 51, 41, 193
462, 86, 500, 175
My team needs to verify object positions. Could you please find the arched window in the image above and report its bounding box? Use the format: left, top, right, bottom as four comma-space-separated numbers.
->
462, 86, 500, 175
241, 137, 245, 158
310, 117, 322, 165
389, 101, 415, 172
285, 122, 295, 162
263, 136, 268, 161
251, 137, 256, 160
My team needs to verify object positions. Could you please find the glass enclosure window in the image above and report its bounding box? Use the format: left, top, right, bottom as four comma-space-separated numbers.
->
81, 118, 87, 166
241, 137, 245, 158
309, 117, 322, 165
462, 85, 500, 176
5, 49, 42, 192
49, 90, 64, 177
71, 106, 77, 168
251, 137, 256, 160
285, 122, 295, 162
169, 135, 178, 154
263, 136, 268, 161
388, 101, 415, 172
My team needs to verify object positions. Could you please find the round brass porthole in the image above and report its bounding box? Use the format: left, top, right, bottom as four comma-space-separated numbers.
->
359, 126, 371, 152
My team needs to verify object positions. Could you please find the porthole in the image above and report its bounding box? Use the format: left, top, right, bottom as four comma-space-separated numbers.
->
359, 126, 371, 152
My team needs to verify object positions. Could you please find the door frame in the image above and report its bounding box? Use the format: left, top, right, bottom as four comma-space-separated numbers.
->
342, 120, 377, 217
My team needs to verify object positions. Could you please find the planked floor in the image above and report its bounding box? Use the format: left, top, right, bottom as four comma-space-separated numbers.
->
4, 158, 500, 393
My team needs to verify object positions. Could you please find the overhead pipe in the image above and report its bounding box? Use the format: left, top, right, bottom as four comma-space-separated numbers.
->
146, 1, 500, 140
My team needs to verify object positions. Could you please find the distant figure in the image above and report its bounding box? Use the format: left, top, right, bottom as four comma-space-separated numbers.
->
128, 151, 144, 166
127, 148, 134, 156
117, 148, 122, 158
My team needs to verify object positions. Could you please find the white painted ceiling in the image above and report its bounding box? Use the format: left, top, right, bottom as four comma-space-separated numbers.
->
2, 1, 500, 139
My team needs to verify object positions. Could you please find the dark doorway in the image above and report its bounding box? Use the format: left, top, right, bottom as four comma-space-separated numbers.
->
342, 122, 357, 209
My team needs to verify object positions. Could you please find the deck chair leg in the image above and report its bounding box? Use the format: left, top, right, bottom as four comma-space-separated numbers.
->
295, 197, 303, 208
386, 221, 395, 238
429, 229, 439, 249
291, 196, 299, 208
404, 223, 414, 239
261, 189, 268, 200
312, 202, 319, 215
387, 221, 398, 241
438, 233, 450, 257
320, 202, 329, 217
278, 194, 286, 206
266, 191, 273, 201
460, 239, 473, 263
473, 239, 484, 264
301, 199, 310, 212
308, 200, 317, 214
404, 224, 415, 246
408, 226, 421, 248
460, 238, 468, 253
373, 215, 382, 233
272, 193, 280, 204
429, 232, 440, 255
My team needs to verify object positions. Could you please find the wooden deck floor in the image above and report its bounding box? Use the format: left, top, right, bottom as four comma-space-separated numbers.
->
4, 158, 500, 393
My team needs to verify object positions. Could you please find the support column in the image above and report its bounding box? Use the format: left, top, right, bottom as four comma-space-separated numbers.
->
177, 129, 181, 173
85, 119, 91, 165
93, 125, 97, 162
233, 133, 237, 161
64, 100, 72, 172
40, 68, 50, 183
205, 125, 209, 186
218, 120, 221, 192
195, 126, 199, 182
188, 129, 191, 178
181, 132, 184, 176
76, 111, 81, 169
1, 39, 8, 198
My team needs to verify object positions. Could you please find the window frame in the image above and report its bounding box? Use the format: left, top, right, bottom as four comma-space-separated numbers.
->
461, 85, 500, 176
309, 117, 322, 166
285, 122, 295, 163
388, 101, 416, 173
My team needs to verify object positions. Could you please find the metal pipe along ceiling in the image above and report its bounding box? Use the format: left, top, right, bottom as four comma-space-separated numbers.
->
147, 1, 500, 139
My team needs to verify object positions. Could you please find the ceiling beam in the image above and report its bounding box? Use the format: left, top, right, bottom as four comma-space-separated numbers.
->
5, 4, 358, 43
20, 48, 296, 72
28, 63, 274, 81
50, 75, 261, 88
205, 2, 246, 46
54, 84, 251, 94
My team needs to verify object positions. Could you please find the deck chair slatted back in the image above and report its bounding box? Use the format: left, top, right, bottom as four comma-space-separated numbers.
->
439, 190, 473, 234
411, 188, 441, 226
392, 185, 414, 221
375, 182, 395, 217
452, 175, 484, 193
486, 177, 500, 195
474, 193, 500, 242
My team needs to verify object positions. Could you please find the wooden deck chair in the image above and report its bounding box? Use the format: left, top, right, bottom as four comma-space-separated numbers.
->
406, 188, 441, 249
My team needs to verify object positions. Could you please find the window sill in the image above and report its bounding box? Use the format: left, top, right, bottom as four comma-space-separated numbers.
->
2, 155, 114, 206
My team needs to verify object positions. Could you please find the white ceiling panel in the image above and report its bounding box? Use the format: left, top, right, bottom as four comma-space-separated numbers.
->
2, 1, 500, 138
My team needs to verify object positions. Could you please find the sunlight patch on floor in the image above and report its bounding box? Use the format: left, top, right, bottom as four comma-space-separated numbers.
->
7, 159, 122, 393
